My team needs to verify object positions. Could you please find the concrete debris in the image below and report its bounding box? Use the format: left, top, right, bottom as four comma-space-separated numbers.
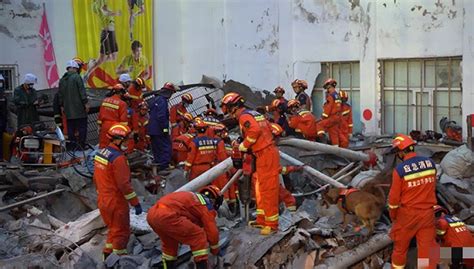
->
129, 210, 152, 234
55, 209, 105, 245
440, 144, 474, 178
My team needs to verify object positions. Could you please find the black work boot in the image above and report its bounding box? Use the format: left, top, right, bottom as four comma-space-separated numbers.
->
195, 260, 208, 269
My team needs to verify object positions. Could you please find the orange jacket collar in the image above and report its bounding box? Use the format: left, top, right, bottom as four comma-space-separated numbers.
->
403, 151, 417, 161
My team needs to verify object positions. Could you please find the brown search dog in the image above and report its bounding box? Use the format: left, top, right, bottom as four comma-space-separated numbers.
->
321, 187, 384, 235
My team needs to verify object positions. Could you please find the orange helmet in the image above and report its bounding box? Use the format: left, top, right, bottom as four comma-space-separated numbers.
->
392, 134, 416, 151
183, 112, 194, 122
107, 124, 131, 140
323, 78, 337, 89
112, 83, 126, 93
339, 90, 349, 101
163, 82, 178, 92
220, 92, 244, 114
181, 93, 193, 104
287, 99, 301, 109
271, 98, 284, 109
291, 79, 308, 90
135, 77, 146, 88
194, 117, 208, 129
273, 86, 285, 94
270, 123, 284, 137
433, 205, 448, 215
199, 185, 223, 210
72, 57, 85, 70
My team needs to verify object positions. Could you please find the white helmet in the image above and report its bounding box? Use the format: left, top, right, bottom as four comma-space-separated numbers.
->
23, 73, 38, 84
66, 60, 80, 69
119, 73, 132, 83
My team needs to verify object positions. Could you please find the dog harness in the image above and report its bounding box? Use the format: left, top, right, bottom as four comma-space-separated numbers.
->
337, 187, 359, 214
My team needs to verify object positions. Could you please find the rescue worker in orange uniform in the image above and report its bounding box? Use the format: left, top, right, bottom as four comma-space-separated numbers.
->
134, 101, 150, 151
202, 108, 221, 138
221, 92, 281, 235
265, 95, 291, 134
434, 205, 473, 247
171, 113, 195, 164
184, 119, 227, 180
93, 124, 142, 260
291, 79, 312, 111
98, 84, 129, 148
170, 93, 193, 140
287, 99, 324, 141
319, 78, 342, 146
338, 90, 352, 148
147, 185, 222, 269
388, 134, 438, 269
127, 77, 146, 111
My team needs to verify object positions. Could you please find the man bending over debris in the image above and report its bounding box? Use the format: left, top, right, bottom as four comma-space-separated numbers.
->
221, 92, 281, 235
93, 124, 142, 261
147, 185, 222, 269
388, 134, 438, 269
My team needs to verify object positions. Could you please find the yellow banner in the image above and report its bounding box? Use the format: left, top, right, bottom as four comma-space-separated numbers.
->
73, 0, 153, 88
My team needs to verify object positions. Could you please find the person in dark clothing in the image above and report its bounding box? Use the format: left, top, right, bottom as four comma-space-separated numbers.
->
148, 82, 178, 170
0, 74, 7, 160
58, 60, 89, 147
13, 73, 39, 128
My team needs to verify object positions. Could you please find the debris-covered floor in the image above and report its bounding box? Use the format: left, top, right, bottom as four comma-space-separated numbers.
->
0, 135, 473, 269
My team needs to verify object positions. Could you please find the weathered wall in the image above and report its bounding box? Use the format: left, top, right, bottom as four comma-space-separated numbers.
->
0, 0, 76, 89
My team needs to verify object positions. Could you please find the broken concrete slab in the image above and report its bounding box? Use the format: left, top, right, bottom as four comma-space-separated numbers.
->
47, 190, 91, 222
60, 167, 88, 192
0, 253, 58, 269
129, 210, 152, 234
55, 209, 105, 246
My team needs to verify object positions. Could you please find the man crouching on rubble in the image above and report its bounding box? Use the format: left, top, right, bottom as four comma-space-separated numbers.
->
147, 185, 222, 269
93, 124, 143, 262
388, 134, 438, 269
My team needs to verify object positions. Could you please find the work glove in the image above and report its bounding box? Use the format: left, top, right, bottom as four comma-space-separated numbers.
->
238, 142, 248, 152
134, 204, 143, 215
389, 208, 398, 222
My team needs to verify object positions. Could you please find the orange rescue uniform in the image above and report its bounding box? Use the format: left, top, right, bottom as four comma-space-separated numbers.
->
288, 110, 324, 141
98, 95, 129, 148
169, 103, 188, 139
237, 108, 281, 230
436, 214, 474, 247
184, 134, 227, 180
339, 102, 352, 148
127, 84, 144, 111
147, 192, 219, 263
135, 112, 149, 151
319, 91, 342, 146
172, 133, 194, 164
93, 144, 139, 255
203, 116, 220, 138
388, 152, 438, 269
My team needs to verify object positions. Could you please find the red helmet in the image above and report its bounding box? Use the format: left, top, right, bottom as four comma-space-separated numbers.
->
273, 86, 285, 94
291, 79, 308, 90
107, 124, 131, 140
183, 112, 194, 122
204, 108, 218, 117
339, 90, 349, 101
220, 92, 244, 114
135, 77, 146, 88
181, 93, 193, 104
112, 83, 126, 93
287, 99, 301, 109
194, 117, 208, 129
199, 185, 223, 210
392, 134, 416, 151
433, 205, 448, 215
163, 82, 178, 92
323, 78, 337, 89
271, 98, 284, 109
270, 123, 284, 137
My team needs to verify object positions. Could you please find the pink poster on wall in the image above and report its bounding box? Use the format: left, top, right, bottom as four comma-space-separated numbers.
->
39, 6, 59, 88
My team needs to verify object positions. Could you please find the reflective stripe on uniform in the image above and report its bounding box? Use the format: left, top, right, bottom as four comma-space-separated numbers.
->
129, 95, 140, 99
102, 102, 119, 109
287, 206, 297, 211
97, 120, 102, 124
281, 167, 288, 174
256, 209, 264, 215
162, 253, 177, 261
196, 193, 207, 205
94, 155, 109, 165
120, 122, 129, 125
246, 137, 256, 143
124, 192, 137, 200
322, 113, 329, 118
404, 169, 436, 181
392, 263, 405, 269
254, 115, 265, 121
342, 110, 350, 115
210, 244, 219, 250
388, 204, 399, 209
192, 248, 209, 257
448, 221, 465, 228
317, 130, 325, 135
266, 214, 279, 222
348, 124, 353, 127
105, 243, 113, 249
199, 146, 217, 150
437, 229, 446, 235
113, 249, 127, 255
184, 161, 192, 167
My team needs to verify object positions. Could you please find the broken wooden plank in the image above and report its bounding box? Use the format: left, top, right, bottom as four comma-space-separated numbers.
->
0, 189, 66, 212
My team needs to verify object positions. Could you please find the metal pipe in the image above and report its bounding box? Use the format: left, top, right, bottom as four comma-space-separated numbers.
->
0, 189, 66, 212
331, 162, 356, 179
280, 151, 345, 188
279, 138, 370, 162
220, 169, 242, 194
314, 233, 392, 269
335, 162, 364, 181
175, 158, 233, 192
